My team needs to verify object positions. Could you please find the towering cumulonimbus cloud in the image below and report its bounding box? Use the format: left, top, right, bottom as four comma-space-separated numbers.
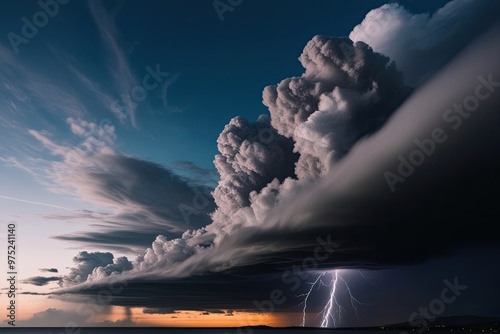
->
263, 36, 410, 179
121, 36, 411, 276
48, 4, 500, 316
60, 35, 412, 285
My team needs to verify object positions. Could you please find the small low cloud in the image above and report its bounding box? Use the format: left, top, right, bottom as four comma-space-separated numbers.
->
143, 308, 177, 315
22, 276, 60, 286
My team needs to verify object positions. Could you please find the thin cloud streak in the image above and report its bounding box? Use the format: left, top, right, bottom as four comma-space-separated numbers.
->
0, 195, 75, 212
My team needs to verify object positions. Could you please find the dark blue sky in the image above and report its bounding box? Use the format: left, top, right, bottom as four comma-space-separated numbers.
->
1, 0, 499, 328
1, 0, 451, 169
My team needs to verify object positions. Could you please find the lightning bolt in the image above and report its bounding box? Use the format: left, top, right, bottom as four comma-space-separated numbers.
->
300, 269, 362, 328
321, 270, 340, 327
299, 272, 325, 326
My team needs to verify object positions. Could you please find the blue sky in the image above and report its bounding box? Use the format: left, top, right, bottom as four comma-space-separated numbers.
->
0, 0, 452, 169
1, 0, 500, 328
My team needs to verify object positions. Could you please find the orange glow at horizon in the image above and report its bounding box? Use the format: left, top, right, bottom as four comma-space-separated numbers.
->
130, 308, 298, 327
9, 294, 299, 327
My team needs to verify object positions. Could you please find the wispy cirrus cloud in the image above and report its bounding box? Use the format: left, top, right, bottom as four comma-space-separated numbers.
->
0, 43, 97, 164
0, 157, 35, 175
0, 195, 75, 212
87, 1, 139, 126
66, 62, 128, 123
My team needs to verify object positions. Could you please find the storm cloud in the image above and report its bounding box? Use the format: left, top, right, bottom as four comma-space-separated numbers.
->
263, 36, 410, 179
43, 1, 500, 316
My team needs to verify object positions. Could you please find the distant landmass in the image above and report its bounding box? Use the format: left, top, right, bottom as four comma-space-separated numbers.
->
379, 315, 500, 331
0, 316, 498, 333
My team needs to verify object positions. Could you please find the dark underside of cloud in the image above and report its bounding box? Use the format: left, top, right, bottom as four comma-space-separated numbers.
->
57, 146, 500, 312
58, 273, 310, 311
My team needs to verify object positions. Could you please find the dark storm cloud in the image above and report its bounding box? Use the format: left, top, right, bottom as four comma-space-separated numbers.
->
46, 3, 500, 316
22, 276, 60, 286
39, 268, 58, 273
55, 272, 313, 312
67, 21, 498, 281
234, 22, 500, 270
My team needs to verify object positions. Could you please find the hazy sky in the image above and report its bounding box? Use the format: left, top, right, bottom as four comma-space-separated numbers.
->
0, 0, 499, 328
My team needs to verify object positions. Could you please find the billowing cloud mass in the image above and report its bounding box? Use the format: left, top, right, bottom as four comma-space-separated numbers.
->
263, 36, 410, 179
57, 35, 410, 286
211, 114, 297, 231
41, 0, 500, 316
349, 0, 500, 86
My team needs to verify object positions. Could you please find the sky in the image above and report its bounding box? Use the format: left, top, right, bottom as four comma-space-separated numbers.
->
0, 0, 499, 328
